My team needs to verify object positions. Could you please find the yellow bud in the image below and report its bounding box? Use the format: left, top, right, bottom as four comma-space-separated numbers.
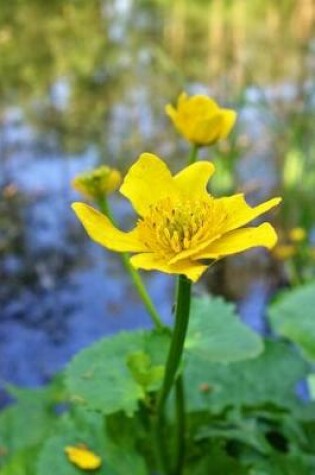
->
289, 227, 306, 243
165, 92, 236, 147
65, 445, 102, 471
272, 244, 296, 260
72, 166, 121, 199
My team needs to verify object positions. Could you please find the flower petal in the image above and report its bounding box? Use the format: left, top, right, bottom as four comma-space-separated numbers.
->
192, 223, 278, 259
219, 109, 237, 139
65, 446, 101, 470
130, 253, 207, 282
72, 202, 146, 252
185, 95, 219, 114
120, 153, 178, 216
218, 194, 281, 232
191, 115, 224, 145
177, 91, 188, 107
174, 161, 215, 200
165, 104, 177, 121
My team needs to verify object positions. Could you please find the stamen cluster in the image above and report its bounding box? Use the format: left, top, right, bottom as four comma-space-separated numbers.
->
138, 197, 227, 259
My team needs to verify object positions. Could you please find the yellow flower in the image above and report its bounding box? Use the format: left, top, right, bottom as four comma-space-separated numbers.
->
72, 165, 121, 199
65, 445, 102, 470
289, 227, 306, 243
72, 153, 281, 282
165, 92, 237, 146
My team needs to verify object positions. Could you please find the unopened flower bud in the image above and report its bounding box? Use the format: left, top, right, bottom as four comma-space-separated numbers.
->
72, 166, 121, 200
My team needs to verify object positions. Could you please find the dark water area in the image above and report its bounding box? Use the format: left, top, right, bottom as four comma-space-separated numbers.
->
0, 110, 177, 406
1, 0, 315, 405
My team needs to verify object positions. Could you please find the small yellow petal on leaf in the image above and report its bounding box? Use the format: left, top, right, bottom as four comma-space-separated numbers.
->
65, 445, 102, 471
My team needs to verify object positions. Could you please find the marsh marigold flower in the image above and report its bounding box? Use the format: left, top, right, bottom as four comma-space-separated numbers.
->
165, 92, 237, 146
72, 154, 281, 282
72, 165, 121, 200
65, 445, 102, 470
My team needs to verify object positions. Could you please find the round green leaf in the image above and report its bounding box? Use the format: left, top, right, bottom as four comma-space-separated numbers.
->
66, 329, 169, 415
37, 410, 147, 475
185, 340, 308, 413
185, 296, 263, 363
269, 282, 315, 361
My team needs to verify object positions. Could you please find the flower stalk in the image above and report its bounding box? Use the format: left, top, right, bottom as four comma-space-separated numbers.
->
174, 376, 185, 475
157, 274, 192, 474
157, 275, 191, 411
188, 144, 199, 165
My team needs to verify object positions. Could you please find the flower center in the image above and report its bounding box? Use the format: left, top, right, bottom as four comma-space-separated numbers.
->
137, 197, 227, 259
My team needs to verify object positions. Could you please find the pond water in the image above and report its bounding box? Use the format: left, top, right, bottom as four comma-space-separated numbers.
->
1, 0, 315, 405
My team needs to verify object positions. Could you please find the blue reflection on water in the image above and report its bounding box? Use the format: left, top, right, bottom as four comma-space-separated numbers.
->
0, 111, 174, 405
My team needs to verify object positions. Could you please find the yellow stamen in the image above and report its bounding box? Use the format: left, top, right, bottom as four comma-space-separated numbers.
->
137, 197, 227, 260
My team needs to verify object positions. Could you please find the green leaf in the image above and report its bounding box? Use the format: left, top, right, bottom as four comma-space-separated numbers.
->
37, 422, 109, 475
0, 377, 67, 472
307, 374, 315, 400
126, 351, 164, 390
184, 444, 247, 475
65, 329, 169, 415
196, 418, 271, 454
185, 296, 263, 363
249, 452, 315, 475
37, 409, 147, 475
103, 439, 147, 475
184, 340, 308, 413
269, 282, 315, 361
0, 447, 39, 475
0, 386, 57, 464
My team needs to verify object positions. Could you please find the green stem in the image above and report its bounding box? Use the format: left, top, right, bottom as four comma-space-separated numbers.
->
188, 144, 199, 165
96, 195, 164, 331
97, 194, 110, 216
157, 275, 191, 409
120, 252, 164, 330
157, 275, 191, 474
154, 411, 170, 475
174, 376, 185, 475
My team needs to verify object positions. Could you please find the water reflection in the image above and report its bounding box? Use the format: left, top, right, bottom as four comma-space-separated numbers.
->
0, 0, 315, 400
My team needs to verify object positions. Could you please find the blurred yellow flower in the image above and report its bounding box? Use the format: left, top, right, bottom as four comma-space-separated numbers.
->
165, 92, 237, 146
72, 165, 121, 200
289, 227, 306, 243
72, 153, 280, 282
273, 244, 296, 260
65, 445, 102, 470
